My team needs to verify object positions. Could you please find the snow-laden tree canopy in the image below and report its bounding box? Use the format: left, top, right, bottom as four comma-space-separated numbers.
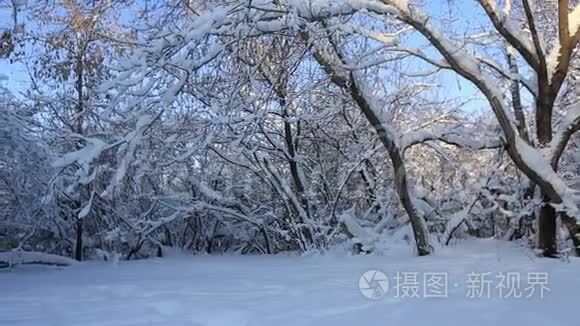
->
1, 0, 579, 260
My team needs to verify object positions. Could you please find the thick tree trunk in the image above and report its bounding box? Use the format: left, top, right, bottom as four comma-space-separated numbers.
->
533, 0, 579, 257
537, 194, 557, 257
536, 76, 557, 257
74, 220, 83, 261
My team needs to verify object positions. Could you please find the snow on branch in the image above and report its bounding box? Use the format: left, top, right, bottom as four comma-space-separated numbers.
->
400, 127, 503, 153
287, 0, 399, 19
547, 1, 580, 87
384, 2, 489, 84
378, 0, 578, 211
197, 203, 260, 226
475, 54, 537, 97
569, 3, 580, 38
340, 210, 380, 252
549, 102, 580, 167
104, 114, 155, 196
514, 137, 580, 217
477, 0, 539, 71
52, 136, 109, 169
0, 250, 76, 268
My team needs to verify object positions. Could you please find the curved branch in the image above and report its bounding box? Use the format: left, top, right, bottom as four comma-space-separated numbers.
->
401, 128, 503, 153
550, 103, 580, 168
477, 0, 539, 71
387, 3, 571, 205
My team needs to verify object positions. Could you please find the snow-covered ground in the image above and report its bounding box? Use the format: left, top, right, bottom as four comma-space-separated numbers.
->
1, 240, 578, 326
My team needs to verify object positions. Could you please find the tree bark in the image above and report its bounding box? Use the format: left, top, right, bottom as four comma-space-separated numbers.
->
74, 220, 83, 261
538, 194, 557, 257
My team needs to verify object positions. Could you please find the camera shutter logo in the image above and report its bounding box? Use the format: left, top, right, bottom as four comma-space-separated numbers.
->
359, 270, 389, 299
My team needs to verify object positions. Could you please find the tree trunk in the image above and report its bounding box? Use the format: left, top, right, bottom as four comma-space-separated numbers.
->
74, 220, 83, 261
537, 195, 557, 257
346, 77, 432, 256
308, 33, 433, 256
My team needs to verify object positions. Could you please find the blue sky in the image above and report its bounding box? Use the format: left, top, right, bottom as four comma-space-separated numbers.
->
0, 5, 28, 94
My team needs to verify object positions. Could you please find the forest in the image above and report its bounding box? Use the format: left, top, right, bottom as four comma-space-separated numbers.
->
1, 0, 579, 263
